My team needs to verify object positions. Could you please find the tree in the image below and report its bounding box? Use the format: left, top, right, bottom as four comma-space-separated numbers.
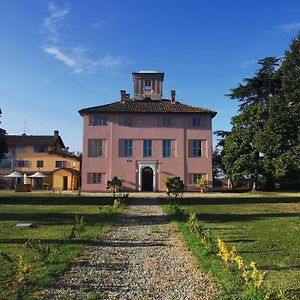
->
106, 176, 123, 198
166, 176, 185, 199
0, 109, 8, 161
223, 58, 281, 191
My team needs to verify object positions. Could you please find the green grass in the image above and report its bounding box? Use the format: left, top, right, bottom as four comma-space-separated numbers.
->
162, 194, 300, 299
0, 194, 122, 299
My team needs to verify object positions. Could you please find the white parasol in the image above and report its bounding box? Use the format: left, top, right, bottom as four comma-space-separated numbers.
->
28, 171, 48, 178
4, 171, 23, 178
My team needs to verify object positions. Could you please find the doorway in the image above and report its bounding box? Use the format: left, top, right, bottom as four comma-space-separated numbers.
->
141, 167, 153, 191
63, 176, 68, 190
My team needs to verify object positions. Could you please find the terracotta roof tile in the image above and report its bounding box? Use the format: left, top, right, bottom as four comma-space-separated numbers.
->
5, 135, 65, 148
79, 99, 217, 117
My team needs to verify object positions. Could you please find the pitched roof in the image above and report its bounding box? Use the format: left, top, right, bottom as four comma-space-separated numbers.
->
52, 167, 80, 175
5, 134, 65, 148
79, 99, 217, 117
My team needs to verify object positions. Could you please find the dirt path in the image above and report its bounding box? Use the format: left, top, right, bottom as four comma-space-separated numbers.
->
41, 199, 217, 299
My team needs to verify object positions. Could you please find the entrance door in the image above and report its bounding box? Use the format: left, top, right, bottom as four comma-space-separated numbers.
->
141, 167, 153, 191
63, 176, 68, 190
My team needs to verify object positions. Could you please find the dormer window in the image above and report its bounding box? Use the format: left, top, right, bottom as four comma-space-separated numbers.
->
144, 79, 152, 91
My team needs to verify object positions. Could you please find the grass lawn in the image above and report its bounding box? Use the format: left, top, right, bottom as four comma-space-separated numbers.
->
0, 193, 121, 299
162, 193, 300, 298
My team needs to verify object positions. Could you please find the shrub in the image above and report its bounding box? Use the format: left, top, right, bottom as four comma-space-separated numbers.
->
197, 177, 208, 192
166, 176, 185, 199
106, 176, 123, 198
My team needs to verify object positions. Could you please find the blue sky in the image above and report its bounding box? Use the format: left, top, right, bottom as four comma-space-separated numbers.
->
1, 0, 300, 152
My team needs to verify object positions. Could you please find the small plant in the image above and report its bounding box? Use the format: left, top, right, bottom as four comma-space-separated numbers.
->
170, 202, 185, 216
106, 176, 123, 199
69, 215, 86, 239
25, 239, 51, 261
196, 177, 207, 193
113, 198, 122, 208
162, 176, 171, 192
217, 237, 237, 266
16, 253, 32, 284
166, 176, 185, 199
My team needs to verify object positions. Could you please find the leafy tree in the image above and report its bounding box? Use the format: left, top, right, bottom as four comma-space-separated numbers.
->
0, 109, 8, 161
106, 176, 122, 198
166, 176, 185, 199
223, 58, 280, 191
276, 34, 300, 184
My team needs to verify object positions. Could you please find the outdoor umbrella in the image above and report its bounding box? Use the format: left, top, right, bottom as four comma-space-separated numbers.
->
28, 171, 48, 178
28, 171, 48, 189
4, 171, 23, 178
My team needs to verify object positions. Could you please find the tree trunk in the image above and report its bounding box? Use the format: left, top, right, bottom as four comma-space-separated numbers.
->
251, 179, 257, 192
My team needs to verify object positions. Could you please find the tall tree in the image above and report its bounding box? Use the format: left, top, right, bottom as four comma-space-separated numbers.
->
262, 34, 300, 185
223, 57, 281, 191
0, 109, 8, 161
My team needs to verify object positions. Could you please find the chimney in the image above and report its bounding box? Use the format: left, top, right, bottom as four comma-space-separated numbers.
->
171, 90, 176, 104
54, 130, 59, 137
120, 90, 130, 102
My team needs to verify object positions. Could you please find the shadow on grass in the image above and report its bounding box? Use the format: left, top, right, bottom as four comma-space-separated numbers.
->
158, 197, 300, 205
0, 196, 114, 206
0, 212, 120, 225
193, 212, 300, 223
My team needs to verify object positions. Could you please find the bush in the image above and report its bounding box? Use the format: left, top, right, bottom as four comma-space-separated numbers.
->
166, 176, 185, 199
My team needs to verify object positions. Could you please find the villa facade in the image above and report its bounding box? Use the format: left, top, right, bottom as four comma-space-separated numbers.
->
79, 71, 216, 192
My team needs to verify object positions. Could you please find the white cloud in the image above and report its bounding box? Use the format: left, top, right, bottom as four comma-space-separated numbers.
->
98, 55, 123, 68
276, 22, 300, 33
43, 2, 69, 44
44, 47, 76, 67
41, 2, 125, 74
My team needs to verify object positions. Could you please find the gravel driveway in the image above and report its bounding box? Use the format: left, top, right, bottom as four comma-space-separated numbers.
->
41, 199, 217, 299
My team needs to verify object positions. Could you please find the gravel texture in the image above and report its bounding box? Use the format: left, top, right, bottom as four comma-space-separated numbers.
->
41, 199, 217, 299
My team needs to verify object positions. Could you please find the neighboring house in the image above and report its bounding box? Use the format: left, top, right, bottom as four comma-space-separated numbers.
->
0, 130, 80, 190
79, 71, 217, 192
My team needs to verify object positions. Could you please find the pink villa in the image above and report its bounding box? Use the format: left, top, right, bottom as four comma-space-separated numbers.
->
79, 71, 217, 192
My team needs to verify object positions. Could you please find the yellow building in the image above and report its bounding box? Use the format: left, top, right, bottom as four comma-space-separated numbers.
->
0, 130, 80, 191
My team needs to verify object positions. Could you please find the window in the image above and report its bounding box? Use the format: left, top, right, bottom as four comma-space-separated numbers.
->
55, 160, 66, 168
162, 117, 172, 127
34, 146, 48, 153
120, 139, 133, 157
87, 172, 102, 184
18, 146, 26, 153
89, 116, 107, 126
36, 160, 44, 168
14, 160, 29, 167
162, 140, 172, 157
192, 118, 202, 127
143, 140, 152, 157
88, 139, 103, 157
124, 117, 133, 126
190, 173, 205, 184
189, 139, 202, 157
144, 79, 152, 91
